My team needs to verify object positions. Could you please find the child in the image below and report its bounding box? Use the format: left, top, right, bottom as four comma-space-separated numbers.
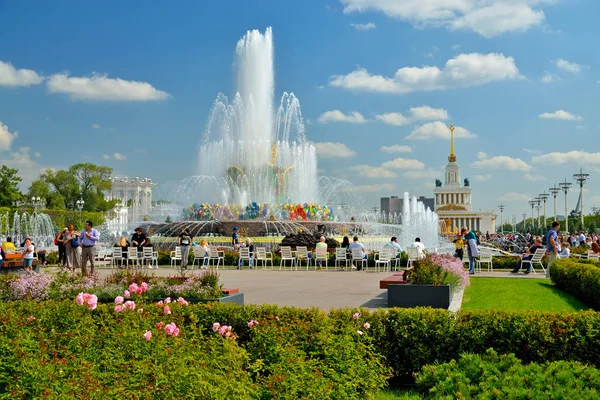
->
23, 238, 35, 272
454, 234, 464, 260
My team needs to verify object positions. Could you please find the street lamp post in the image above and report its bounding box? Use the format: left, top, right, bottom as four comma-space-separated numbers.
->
76, 199, 85, 226
559, 179, 572, 234
573, 168, 590, 229
549, 185, 560, 222
538, 192, 549, 229
528, 200, 536, 231
534, 197, 542, 231
521, 213, 527, 232
498, 204, 505, 234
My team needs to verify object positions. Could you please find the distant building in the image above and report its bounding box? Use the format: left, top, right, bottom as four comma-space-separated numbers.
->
380, 195, 435, 215
433, 125, 495, 234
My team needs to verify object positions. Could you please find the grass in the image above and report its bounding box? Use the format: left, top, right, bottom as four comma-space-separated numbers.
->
377, 389, 421, 400
461, 278, 591, 312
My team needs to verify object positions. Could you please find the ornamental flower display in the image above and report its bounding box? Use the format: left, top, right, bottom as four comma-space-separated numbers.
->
165, 322, 180, 337
75, 292, 98, 310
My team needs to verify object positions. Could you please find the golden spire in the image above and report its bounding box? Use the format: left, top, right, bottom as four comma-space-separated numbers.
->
448, 124, 456, 162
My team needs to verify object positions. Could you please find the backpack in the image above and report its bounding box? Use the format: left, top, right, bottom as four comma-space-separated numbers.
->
54, 234, 59, 246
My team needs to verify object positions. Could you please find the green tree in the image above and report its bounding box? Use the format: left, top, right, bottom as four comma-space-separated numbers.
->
69, 163, 116, 211
0, 165, 22, 207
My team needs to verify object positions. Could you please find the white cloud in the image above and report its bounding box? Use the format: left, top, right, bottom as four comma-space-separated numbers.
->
523, 148, 542, 155
330, 53, 521, 94
380, 157, 424, 170
499, 192, 532, 201
0, 121, 19, 151
474, 174, 491, 181
350, 22, 376, 31
312, 142, 356, 158
0, 147, 48, 188
375, 105, 448, 126
402, 169, 440, 179
555, 59, 582, 74
352, 183, 395, 192
340, 0, 549, 38
47, 73, 170, 101
91, 124, 101, 129
0, 60, 44, 87
102, 154, 110, 160
538, 110, 582, 121
523, 173, 546, 181
317, 110, 366, 124
375, 112, 408, 126
532, 151, 600, 166
541, 73, 559, 83
477, 152, 488, 160
380, 145, 412, 153
406, 121, 476, 140
34, 152, 40, 158
471, 155, 532, 171
350, 165, 397, 178
113, 152, 127, 161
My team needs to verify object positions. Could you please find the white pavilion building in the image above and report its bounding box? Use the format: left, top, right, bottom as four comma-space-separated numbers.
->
433, 125, 496, 234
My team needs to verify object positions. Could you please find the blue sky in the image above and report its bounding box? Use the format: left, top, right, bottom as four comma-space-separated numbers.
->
0, 0, 599, 222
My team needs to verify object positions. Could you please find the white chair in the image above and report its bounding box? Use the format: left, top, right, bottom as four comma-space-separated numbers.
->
477, 249, 493, 272
127, 247, 140, 268
207, 246, 224, 269
315, 247, 328, 270
255, 247, 273, 269
391, 249, 402, 271
462, 250, 470, 266
280, 246, 296, 270
191, 246, 206, 269
522, 248, 547, 274
406, 247, 418, 268
375, 248, 391, 273
335, 248, 349, 270
295, 246, 312, 270
170, 246, 182, 267
238, 247, 254, 269
142, 247, 154, 269
111, 246, 123, 269
587, 251, 600, 261
351, 248, 367, 271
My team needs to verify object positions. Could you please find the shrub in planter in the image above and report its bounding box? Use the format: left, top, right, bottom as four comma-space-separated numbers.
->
408, 254, 469, 291
416, 348, 600, 399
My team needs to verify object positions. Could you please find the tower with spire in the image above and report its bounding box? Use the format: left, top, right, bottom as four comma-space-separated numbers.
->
433, 124, 496, 234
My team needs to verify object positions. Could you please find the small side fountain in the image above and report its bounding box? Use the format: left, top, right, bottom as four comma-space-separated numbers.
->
0, 211, 56, 250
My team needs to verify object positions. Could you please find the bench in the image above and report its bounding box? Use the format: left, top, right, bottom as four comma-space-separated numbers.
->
379, 268, 412, 289
221, 288, 239, 295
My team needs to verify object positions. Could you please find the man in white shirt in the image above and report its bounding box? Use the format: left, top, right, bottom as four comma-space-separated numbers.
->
578, 232, 586, 246
383, 236, 402, 254
413, 237, 426, 259
349, 236, 366, 270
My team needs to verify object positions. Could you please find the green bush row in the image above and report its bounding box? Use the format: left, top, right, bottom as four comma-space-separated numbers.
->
416, 348, 600, 399
550, 258, 600, 310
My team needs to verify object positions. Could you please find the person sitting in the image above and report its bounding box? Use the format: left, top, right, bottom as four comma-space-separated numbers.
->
454, 234, 464, 259
200, 239, 210, 267
413, 237, 426, 259
115, 236, 130, 267
559, 242, 571, 258
341, 236, 350, 252
511, 238, 543, 274
349, 236, 366, 270
591, 242, 600, 255
2, 237, 16, 254
316, 236, 328, 268
238, 238, 254, 269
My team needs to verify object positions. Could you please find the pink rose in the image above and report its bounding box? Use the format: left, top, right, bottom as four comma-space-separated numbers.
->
123, 290, 131, 299
137, 309, 144, 314
156, 321, 165, 329
352, 313, 360, 320
128, 283, 139, 293
218, 325, 228, 335
27, 316, 36, 322
86, 294, 98, 310
140, 282, 149, 291
114, 305, 123, 313
163, 306, 171, 315
357, 330, 363, 336
247, 321, 254, 327
114, 296, 124, 305
124, 301, 136, 311
177, 297, 189, 306
75, 292, 85, 306
136, 287, 144, 295
157, 300, 163, 306
212, 322, 220, 332
165, 322, 179, 336
275, 316, 280, 321
143, 330, 152, 341
164, 297, 171, 304
363, 322, 371, 329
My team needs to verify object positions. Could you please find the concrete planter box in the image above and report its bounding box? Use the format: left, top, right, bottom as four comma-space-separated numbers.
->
189, 292, 244, 305
388, 284, 452, 309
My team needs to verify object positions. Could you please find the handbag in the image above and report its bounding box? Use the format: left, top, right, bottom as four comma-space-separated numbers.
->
71, 236, 81, 247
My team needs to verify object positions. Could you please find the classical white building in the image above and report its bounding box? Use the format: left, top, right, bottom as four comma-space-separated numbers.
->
433, 125, 496, 234
104, 177, 155, 235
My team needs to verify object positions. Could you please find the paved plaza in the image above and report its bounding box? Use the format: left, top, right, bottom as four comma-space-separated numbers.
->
95, 266, 546, 310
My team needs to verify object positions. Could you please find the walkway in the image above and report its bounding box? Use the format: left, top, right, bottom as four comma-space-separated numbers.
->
95, 267, 547, 310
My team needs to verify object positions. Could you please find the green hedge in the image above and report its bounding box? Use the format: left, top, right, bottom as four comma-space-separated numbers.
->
550, 258, 600, 310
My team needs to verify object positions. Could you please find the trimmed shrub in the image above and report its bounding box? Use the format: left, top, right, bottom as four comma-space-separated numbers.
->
550, 258, 600, 310
416, 348, 600, 399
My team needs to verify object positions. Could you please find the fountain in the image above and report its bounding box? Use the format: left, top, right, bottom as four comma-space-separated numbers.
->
146, 27, 440, 252
0, 211, 56, 251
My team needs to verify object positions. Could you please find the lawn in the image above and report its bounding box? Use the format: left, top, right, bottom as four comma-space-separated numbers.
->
461, 278, 591, 312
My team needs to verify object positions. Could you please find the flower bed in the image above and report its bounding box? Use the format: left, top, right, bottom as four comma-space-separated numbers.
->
408, 253, 470, 291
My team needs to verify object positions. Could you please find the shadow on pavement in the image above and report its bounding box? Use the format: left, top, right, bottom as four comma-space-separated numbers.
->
361, 291, 387, 308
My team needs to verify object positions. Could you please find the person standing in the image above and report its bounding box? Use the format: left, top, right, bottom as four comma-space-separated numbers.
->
462, 227, 478, 275
546, 221, 560, 278
232, 226, 240, 250
178, 228, 193, 269
454, 234, 464, 260
65, 224, 81, 272
23, 237, 35, 272
80, 220, 100, 276
56, 228, 68, 267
